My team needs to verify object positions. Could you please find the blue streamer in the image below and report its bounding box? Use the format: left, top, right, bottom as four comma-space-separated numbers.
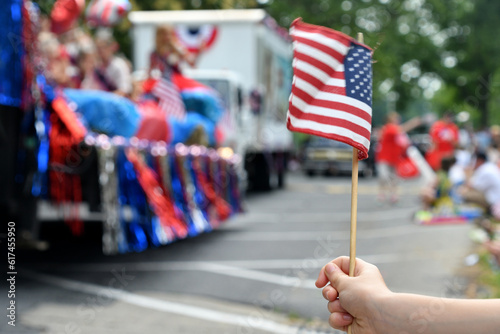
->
0, 0, 23, 108
169, 155, 197, 237
117, 150, 149, 252
188, 157, 211, 227
32, 108, 51, 197
229, 165, 242, 214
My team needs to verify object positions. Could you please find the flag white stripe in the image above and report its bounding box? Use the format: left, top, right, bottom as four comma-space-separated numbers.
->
290, 94, 371, 131
291, 29, 350, 55
155, 85, 181, 100
287, 113, 370, 150
155, 87, 176, 98
293, 59, 341, 86
293, 77, 371, 115
294, 42, 345, 72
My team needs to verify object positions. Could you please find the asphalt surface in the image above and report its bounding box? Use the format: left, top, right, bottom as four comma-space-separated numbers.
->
1, 173, 474, 334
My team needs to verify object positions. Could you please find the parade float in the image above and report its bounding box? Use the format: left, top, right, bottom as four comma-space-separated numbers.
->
0, 0, 244, 254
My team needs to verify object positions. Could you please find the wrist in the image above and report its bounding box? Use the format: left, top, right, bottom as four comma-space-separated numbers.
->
370, 292, 406, 334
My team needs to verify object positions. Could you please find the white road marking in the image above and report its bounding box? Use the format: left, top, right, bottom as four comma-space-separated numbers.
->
200, 263, 317, 289
28, 248, 466, 290
27, 270, 303, 334
286, 182, 421, 195
219, 223, 467, 241
232, 206, 419, 225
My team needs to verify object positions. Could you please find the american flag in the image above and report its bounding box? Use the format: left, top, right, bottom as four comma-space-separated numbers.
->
287, 19, 373, 160
152, 74, 186, 120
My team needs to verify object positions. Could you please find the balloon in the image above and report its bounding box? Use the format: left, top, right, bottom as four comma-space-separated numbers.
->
85, 0, 131, 27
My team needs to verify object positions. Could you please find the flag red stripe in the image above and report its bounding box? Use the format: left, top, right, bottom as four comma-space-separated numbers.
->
294, 52, 344, 79
288, 104, 371, 141
293, 68, 345, 93
291, 19, 351, 47
293, 36, 345, 65
292, 87, 371, 124
291, 18, 372, 51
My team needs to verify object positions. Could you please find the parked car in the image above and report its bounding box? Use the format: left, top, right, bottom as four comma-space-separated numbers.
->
409, 133, 432, 157
301, 136, 374, 177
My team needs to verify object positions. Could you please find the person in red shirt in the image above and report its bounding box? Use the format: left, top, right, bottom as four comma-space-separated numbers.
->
375, 112, 421, 204
425, 112, 459, 171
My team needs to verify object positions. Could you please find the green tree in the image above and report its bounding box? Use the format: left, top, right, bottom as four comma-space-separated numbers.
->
42, 0, 500, 127
440, 0, 500, 127
266, 0, 500, 127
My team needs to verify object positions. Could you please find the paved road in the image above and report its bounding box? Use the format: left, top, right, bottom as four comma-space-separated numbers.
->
2, 173, 474, 333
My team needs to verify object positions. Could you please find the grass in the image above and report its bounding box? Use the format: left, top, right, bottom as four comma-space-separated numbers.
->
477, 251, 500, 298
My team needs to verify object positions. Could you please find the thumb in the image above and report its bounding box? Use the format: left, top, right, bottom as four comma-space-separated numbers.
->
325, 263, 349, 291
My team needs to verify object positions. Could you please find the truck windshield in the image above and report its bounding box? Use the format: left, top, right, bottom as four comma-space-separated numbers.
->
194, 79, 230, 111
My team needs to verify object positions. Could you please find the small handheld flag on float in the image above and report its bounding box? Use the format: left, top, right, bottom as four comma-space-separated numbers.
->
286, 19, 373, 332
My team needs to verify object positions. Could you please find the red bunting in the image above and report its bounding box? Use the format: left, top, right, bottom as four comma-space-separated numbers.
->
48, 110, 83, 235
191, 156, 231, 223
51, 97, 87, 143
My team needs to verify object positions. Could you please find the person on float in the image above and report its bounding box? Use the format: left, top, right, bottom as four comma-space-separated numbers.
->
94, 28, 133, 96
149, 24, 199, 77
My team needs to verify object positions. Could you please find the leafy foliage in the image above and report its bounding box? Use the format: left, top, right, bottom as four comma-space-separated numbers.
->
42, 0, 500, 126
266, 0, 500, 127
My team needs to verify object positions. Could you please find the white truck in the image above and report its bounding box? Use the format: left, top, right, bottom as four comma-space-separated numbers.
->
128, 9, 294, 191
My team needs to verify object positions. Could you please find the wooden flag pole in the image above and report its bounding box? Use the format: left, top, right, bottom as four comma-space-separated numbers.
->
349, 147, 359, 278
347, 32, 364, 334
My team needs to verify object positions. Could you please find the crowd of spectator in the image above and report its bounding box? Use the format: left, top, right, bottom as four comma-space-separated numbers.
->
421, 114, 500, 268
374, 110, 500, 268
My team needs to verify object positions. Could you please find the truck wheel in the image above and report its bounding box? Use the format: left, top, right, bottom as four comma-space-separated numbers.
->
258, 154, 272, 191
245, 153, 271, 191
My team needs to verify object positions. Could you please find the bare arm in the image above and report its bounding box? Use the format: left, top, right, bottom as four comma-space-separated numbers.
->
381, 293, 500, 334
400, 116, 422, 133
316, 257, 500, 334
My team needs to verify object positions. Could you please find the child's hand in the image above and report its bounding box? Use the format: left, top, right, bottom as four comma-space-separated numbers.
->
316, 257, 392, 333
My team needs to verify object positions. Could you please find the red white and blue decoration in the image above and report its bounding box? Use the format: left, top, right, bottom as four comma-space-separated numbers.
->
38, 91, 243, 254
175, 24, 218, 53
2, 0, 243, 255
85, 0, 131, 27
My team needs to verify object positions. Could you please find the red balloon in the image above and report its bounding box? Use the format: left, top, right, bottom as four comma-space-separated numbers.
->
50, 0, 85, 34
